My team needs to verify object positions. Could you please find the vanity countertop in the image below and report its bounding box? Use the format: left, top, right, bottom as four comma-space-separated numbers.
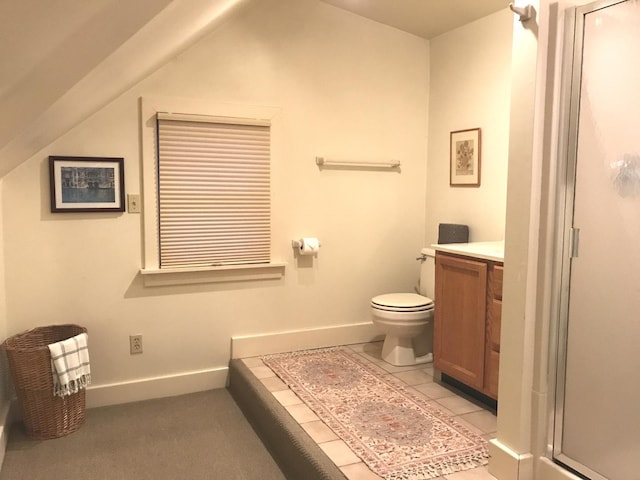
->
431, 240, 504, 263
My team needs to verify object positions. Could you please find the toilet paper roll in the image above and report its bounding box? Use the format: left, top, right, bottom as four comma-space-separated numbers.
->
299, 237, 320, 256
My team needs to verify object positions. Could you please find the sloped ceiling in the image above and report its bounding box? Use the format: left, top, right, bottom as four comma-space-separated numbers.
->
0, 0, 511, 178
0, 0, 250, 177
0, 0, 169, 176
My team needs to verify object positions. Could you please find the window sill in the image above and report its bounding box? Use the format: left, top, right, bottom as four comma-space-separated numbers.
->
140, 262, 286, 287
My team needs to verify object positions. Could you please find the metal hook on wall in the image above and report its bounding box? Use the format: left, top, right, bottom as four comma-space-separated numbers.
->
509, 3, 534, 22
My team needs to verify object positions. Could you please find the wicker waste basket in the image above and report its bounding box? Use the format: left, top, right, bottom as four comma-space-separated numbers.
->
2, 324, 88, 439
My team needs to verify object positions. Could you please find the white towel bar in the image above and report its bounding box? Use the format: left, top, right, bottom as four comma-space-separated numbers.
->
315, 156, 400, 168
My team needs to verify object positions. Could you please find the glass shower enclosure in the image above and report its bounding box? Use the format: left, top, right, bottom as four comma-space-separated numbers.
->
553, 1, 640, 479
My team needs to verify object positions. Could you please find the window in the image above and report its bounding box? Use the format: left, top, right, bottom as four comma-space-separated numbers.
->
140, 97, 285, 286
156, 113, 271, 268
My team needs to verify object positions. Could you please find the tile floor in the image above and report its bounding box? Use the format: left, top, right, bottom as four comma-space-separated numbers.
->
242, 341, 498, 480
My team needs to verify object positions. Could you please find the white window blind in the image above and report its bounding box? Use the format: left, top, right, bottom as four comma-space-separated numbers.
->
156, 113, 271, 268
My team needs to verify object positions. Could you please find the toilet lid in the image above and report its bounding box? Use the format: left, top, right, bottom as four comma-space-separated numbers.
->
371, 293, 434, 312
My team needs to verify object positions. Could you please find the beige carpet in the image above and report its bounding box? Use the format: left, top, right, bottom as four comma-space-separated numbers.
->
262, 347, 489, 480
0, 389, 286, 480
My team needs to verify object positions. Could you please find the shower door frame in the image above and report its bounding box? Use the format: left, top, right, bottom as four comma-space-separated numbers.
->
550, 1, 631, 479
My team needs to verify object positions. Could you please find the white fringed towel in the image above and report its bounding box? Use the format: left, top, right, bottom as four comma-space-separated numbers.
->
47, 332, 91, 397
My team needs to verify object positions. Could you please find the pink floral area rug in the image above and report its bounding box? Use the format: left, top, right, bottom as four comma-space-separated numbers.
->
261, 347, 489, 480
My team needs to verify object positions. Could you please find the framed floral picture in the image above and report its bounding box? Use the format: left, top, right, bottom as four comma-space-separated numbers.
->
49, 156, 125, 212
450, 128, 481, 187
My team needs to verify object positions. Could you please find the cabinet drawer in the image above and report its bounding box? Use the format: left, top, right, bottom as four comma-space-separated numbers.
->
488, 299, 502, 352
485, 349, 500, 400
490, 265, 504, 301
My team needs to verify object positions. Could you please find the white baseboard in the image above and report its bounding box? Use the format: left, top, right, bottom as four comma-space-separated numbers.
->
489, 438, 534, 480
489, 442, 585, 480
86, 367, 228, 408
230, 322, 382, 359
5, 322, 381, 413
535, 457, 585, 480
0, 399, 12, 471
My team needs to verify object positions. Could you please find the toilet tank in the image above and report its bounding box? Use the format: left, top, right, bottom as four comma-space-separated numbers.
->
418, 247, 436, 299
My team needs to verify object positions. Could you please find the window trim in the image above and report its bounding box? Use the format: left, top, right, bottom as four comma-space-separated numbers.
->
139, 96, 285, 286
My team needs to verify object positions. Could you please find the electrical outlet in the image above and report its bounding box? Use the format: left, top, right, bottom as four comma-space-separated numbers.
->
130, 335, 143, 354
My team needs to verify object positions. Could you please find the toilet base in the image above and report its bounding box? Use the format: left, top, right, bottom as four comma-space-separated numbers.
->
381, 335, 434, 367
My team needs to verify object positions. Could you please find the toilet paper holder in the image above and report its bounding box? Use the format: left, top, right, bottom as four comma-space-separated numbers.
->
291, 238, 321, 256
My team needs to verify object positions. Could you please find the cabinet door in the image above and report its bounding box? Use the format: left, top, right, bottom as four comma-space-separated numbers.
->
434, 253, 487, 390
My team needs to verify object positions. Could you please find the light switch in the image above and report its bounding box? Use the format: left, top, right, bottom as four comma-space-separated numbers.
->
127, 194, 141, 213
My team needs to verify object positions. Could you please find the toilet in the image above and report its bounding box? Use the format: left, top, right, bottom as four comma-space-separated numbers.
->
371, 248, 436, 366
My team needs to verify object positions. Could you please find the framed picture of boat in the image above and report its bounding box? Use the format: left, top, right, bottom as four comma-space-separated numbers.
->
49, 156, 125, 212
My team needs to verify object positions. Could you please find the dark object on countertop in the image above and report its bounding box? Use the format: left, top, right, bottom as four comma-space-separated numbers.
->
438, 224, 469, 244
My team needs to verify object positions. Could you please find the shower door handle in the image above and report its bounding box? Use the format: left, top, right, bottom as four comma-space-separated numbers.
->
569, 227, 580, 258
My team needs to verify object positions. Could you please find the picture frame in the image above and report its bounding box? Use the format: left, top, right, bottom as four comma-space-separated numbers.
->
49, 156, 125, 213
450, 128, 481, 187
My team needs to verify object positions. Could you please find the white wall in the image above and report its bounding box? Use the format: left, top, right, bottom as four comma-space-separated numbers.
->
1, 0, 429, 405
487, 1, 582, 479
0, 180, 6, 343
425, 9, 512, 244
0, 178, 10, 467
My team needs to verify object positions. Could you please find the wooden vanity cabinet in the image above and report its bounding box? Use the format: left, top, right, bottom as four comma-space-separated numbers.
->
434, 252, 503, 400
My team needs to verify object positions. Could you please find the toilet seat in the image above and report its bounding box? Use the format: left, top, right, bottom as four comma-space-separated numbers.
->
371, 293, 434, 312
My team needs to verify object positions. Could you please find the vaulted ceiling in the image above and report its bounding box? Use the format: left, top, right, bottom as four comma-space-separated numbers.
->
0, 0, 510, 177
